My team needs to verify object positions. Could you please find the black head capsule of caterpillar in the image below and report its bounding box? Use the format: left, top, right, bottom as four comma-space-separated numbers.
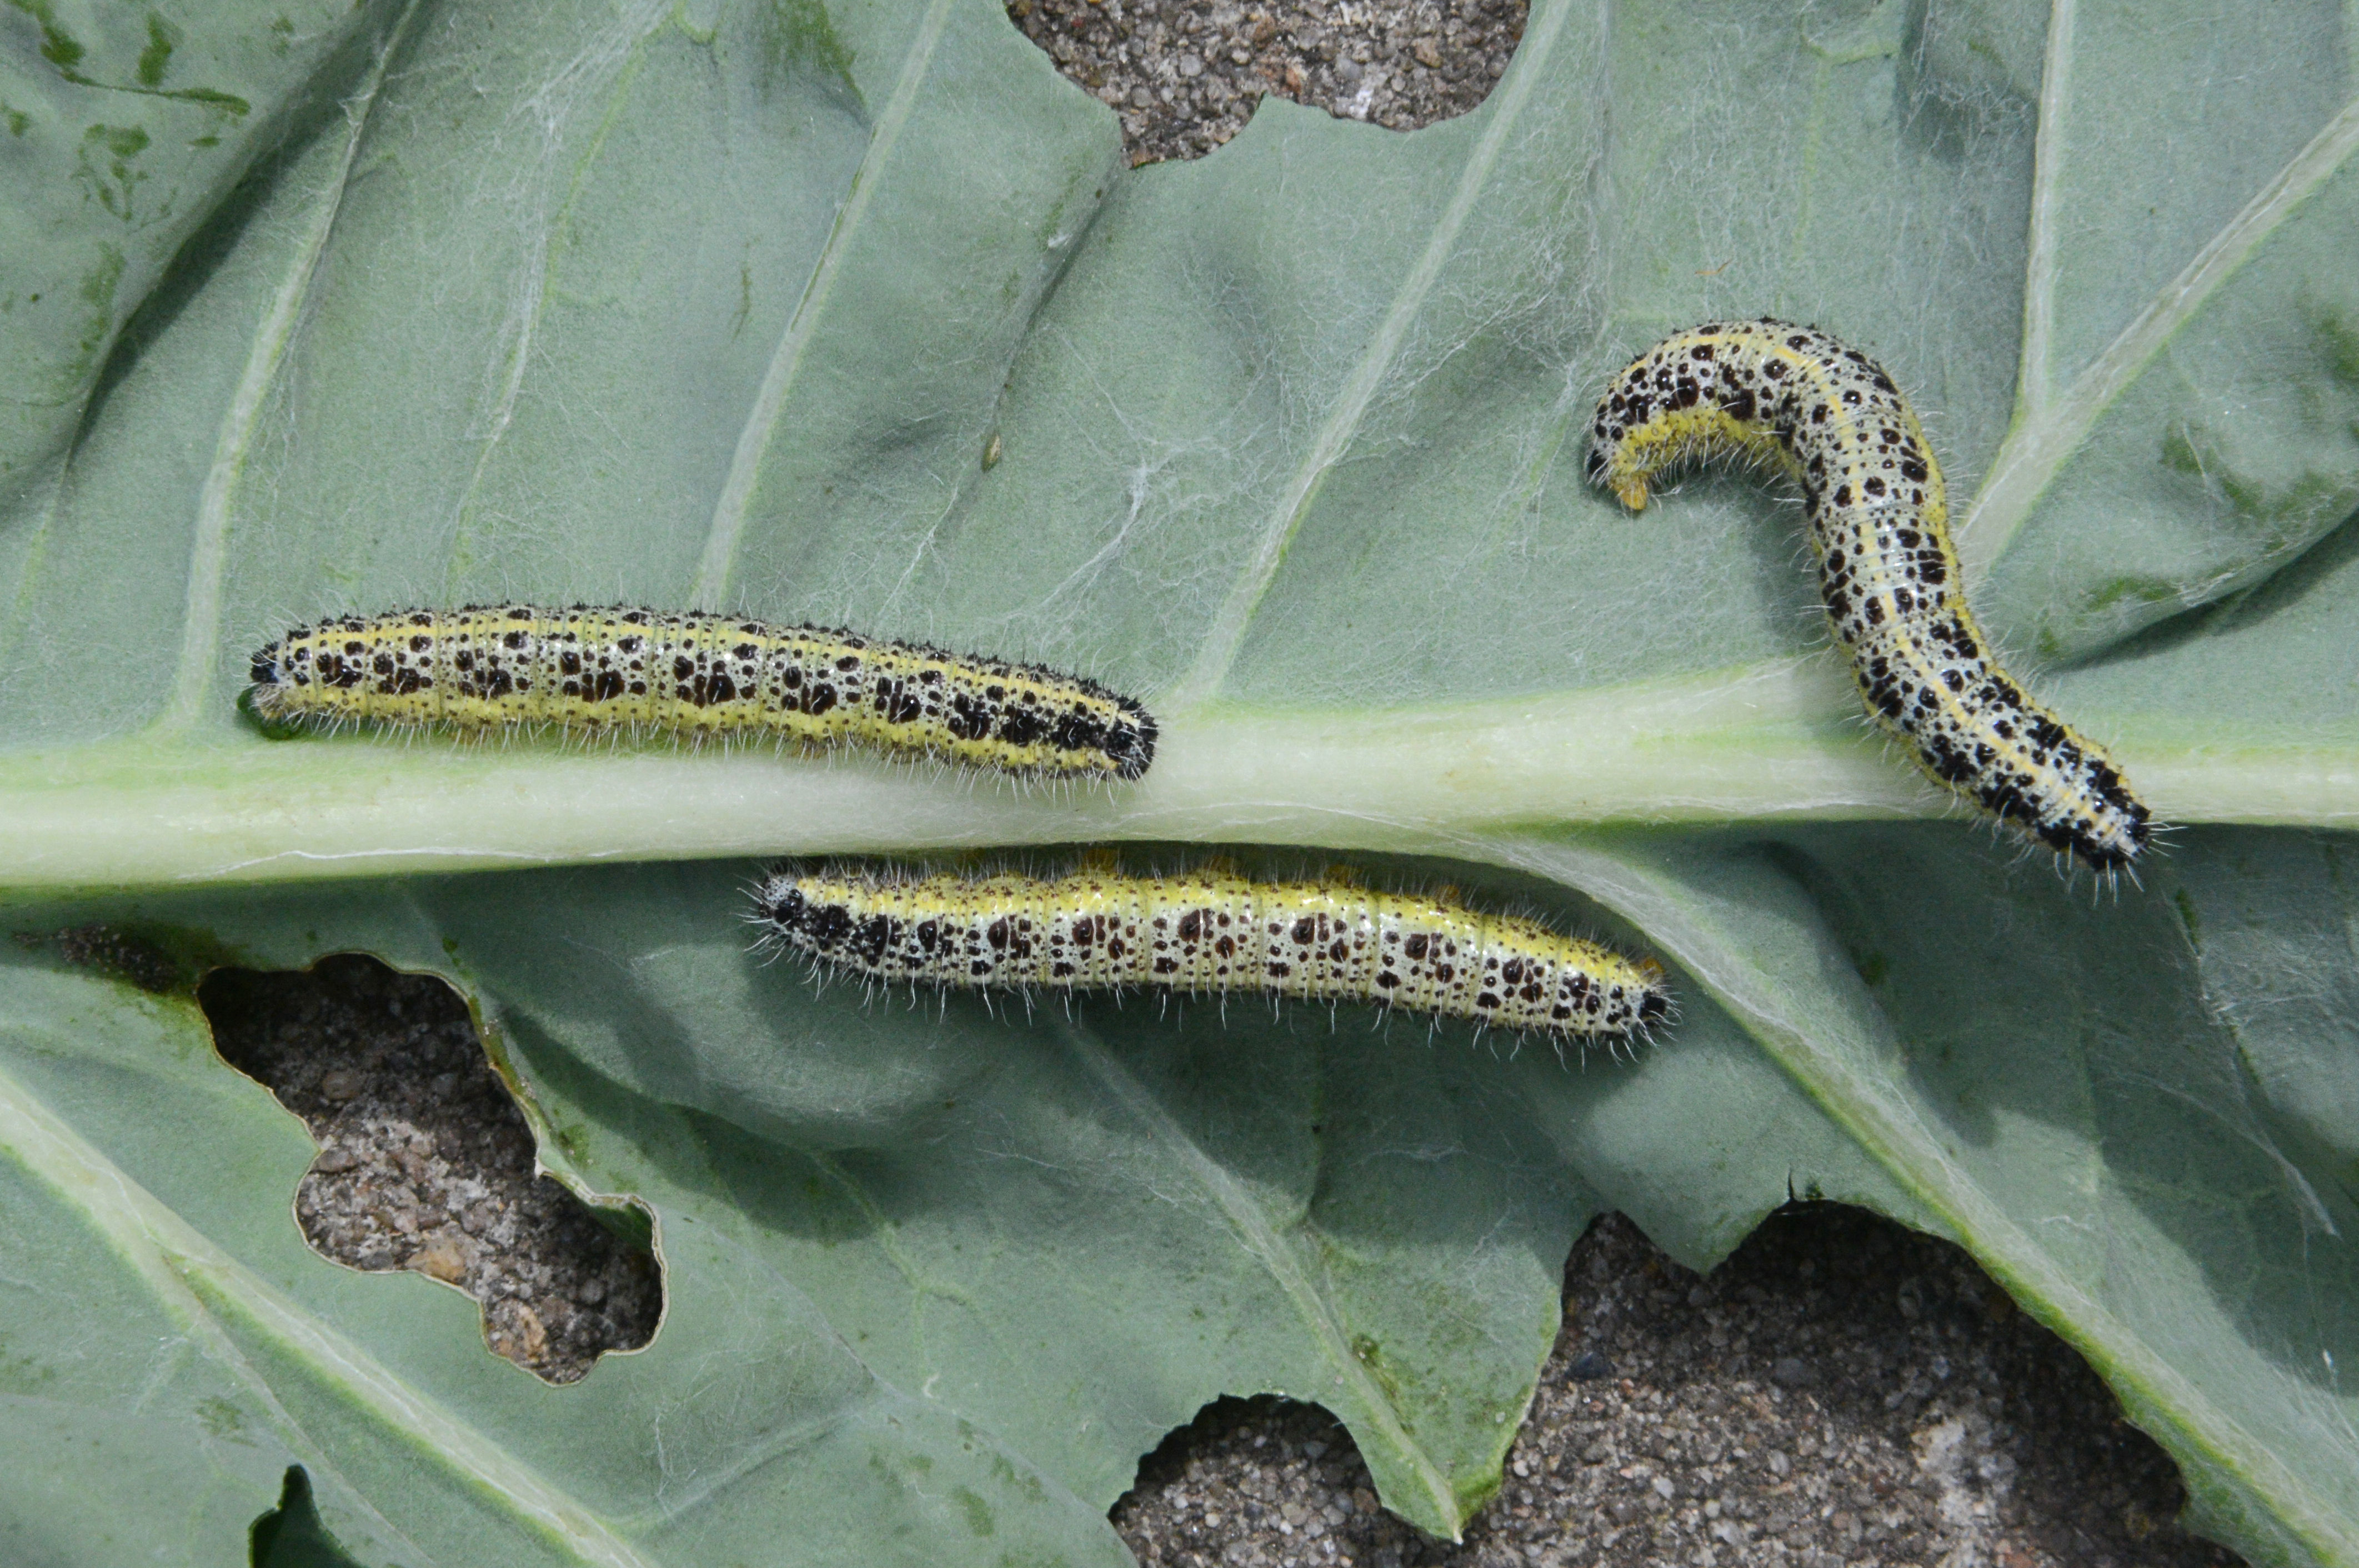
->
239, 640, 310, 738
1585, 319, 2153, 875
1107, 705, 1157, 782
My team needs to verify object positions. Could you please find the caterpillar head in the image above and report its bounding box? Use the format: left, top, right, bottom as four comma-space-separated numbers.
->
1105, 699, 1158, 782
239, 638, 296, 729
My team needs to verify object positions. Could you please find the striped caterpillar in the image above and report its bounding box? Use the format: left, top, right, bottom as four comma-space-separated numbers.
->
753, 862, 1671, 1043
245, 606, 1157, 782
1586, 320, 2151, 871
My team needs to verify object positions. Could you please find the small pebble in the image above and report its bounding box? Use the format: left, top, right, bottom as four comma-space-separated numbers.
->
411, 1235, 468, 1284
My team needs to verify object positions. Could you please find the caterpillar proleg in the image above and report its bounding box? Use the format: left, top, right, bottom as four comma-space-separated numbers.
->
246, 606, 1158, 782
754, 863, 1671, 1044
1587, 320, 2151, 871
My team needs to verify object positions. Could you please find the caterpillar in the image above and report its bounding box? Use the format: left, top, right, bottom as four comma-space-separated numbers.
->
244, 606, 1157, 782
1586, 320, 2151, 871
753, 862, 1671, 1043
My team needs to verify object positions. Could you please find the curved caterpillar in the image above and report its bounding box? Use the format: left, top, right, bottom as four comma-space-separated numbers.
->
246, 606, 1156, 782
754, 863, 1671, 1043
1586, 320, 2151, 871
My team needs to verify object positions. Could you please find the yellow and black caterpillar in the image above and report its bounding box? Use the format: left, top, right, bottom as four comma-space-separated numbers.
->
246, 605, 1156, 781
755, 863, 1671, 1043
1588, 320, 2151, 871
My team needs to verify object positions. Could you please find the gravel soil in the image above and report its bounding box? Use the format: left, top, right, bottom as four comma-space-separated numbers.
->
201, 954, 662, 1385
1114, 1210, 2245, 1568
1009, 0, 1527, 162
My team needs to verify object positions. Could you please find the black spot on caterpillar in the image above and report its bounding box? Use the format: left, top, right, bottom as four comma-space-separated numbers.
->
753, 862, 1671, 1044
244, 606, 1157, 782
1587, 320, 2152, 872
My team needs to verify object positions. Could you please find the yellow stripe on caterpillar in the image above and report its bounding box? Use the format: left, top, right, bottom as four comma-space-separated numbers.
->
245, 605, 1156, 782
754, 863, 1671, 1043
1587, 320, 2151, 871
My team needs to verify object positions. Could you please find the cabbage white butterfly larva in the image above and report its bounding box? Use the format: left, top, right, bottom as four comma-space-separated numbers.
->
1589, 321, 2151, 871
246, 605, 1158, 782
754, 862, 1671, 1043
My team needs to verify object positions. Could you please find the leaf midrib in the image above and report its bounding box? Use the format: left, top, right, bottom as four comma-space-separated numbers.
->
3, 657, 2357, 890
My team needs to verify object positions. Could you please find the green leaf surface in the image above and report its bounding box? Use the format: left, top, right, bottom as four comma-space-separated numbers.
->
0, 0, 385, 502
0, 929, 1130, 1566
3, 0, 2357, 1564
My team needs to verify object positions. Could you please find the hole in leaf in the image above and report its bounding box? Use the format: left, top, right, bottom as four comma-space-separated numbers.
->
1111, 1208, 2244, 1566
1008, 0, 1528, 165
248, 1466, 363, 1568
201, 954, 662, 1384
